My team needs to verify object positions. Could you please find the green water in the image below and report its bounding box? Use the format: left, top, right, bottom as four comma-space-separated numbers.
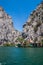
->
0, 47, 43, 65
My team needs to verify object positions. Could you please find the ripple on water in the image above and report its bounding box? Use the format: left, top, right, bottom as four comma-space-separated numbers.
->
0, 62, 6, 65
0, 63, 2, 65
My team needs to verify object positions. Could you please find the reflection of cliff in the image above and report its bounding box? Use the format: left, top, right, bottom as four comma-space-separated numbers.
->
22, 2, 43, 43
0, 7, 20, 44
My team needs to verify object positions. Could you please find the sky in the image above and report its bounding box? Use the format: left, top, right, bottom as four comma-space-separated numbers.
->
0, 0, 42, 31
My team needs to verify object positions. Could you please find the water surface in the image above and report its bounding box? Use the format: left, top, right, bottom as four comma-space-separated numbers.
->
0, 47, 43, 65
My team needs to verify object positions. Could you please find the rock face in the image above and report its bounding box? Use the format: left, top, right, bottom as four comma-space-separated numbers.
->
0, 7, 20, 44
22, 2, 43, 44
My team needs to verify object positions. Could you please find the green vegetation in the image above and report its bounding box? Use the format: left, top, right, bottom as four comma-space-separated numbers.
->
34, 21, 41, 32
36, 22, 41, 27
34, 26, 38, 32
17, 37, 24, 43
3, 43, 15, 47
41, 40, 43, 44
2, 37, 43, 47
17, 37, 30, 47
17, 44, 22, 47
34, 37, 37, 42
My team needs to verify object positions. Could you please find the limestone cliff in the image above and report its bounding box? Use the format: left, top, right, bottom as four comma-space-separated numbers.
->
0, 7, 20, 44
22, 2, 43, 44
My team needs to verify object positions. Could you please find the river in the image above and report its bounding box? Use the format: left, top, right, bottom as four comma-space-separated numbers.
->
0, 47, 43, 65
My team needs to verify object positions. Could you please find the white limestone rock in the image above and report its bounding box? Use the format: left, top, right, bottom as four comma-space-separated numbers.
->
22, 2, 43, 43
0, 7, 20, 44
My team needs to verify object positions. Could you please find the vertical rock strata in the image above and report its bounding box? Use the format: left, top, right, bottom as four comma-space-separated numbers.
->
0, 7, 20, 44
22, 2, 43, 44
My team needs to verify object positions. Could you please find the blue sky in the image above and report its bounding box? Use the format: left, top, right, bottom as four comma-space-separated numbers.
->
0, 0, 41, 31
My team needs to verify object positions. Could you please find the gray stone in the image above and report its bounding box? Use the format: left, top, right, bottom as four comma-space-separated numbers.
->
0, 7, 21, 44
22, 2, 43, 43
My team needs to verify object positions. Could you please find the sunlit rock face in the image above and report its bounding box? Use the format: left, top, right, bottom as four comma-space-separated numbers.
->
22, 2, 43, 43
0, 7, 20, 44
